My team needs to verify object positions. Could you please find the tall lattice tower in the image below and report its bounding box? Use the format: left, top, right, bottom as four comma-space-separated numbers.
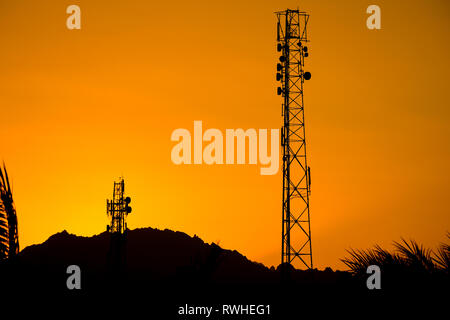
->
276, 9, 313, 269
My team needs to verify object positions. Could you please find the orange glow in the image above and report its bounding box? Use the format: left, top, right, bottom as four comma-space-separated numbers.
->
0, 0, 449, 270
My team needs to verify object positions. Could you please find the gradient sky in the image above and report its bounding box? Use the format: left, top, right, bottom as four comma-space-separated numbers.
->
1, 0, 449, 270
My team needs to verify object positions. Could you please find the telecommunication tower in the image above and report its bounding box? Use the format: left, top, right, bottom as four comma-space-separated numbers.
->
106, 177, 132, 271
276, 9, 313, 269
106, 178, 132, 235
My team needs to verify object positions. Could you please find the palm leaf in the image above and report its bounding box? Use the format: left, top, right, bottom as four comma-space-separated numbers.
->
433, 232, 450, 272
393, 238, 435, 272
0, 200, 9, 259
342, 235, 450, 278
0, 163, 19, 259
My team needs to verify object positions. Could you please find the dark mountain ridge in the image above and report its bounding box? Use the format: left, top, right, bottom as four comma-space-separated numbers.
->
2, 227, 351, 290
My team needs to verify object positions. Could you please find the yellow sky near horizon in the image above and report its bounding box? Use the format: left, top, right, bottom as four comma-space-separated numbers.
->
0, 0, 449, 270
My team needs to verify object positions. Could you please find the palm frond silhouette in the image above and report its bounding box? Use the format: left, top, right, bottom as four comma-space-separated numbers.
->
433, 232, 450, 272
341, 235, 449, 289
0, 163, 19, 260
393, 238, 435, 272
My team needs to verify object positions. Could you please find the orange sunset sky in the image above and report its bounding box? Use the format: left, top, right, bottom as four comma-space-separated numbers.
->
0, 0, 449, 270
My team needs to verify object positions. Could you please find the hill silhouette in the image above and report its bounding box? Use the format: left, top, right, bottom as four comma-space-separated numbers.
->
16, 227, 273, 285
1, 227, 352, 291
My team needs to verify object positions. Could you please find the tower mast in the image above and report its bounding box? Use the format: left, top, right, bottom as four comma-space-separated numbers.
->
106, 177, 132, 271
276, 9, 313, 269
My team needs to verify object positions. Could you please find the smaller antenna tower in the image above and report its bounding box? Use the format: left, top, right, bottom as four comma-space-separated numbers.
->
106, 178, 132, 235
106, 177, 132, 272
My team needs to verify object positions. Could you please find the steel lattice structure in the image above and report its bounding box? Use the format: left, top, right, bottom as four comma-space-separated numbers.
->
276, 9, 313, 269
106, 178, 131, 235
106, 178, 131, 272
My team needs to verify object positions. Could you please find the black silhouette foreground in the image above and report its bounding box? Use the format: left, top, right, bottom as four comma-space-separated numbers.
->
0, 228, 447, 316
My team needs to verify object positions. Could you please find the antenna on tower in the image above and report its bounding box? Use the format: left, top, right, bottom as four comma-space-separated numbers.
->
276, 9, 313, 270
